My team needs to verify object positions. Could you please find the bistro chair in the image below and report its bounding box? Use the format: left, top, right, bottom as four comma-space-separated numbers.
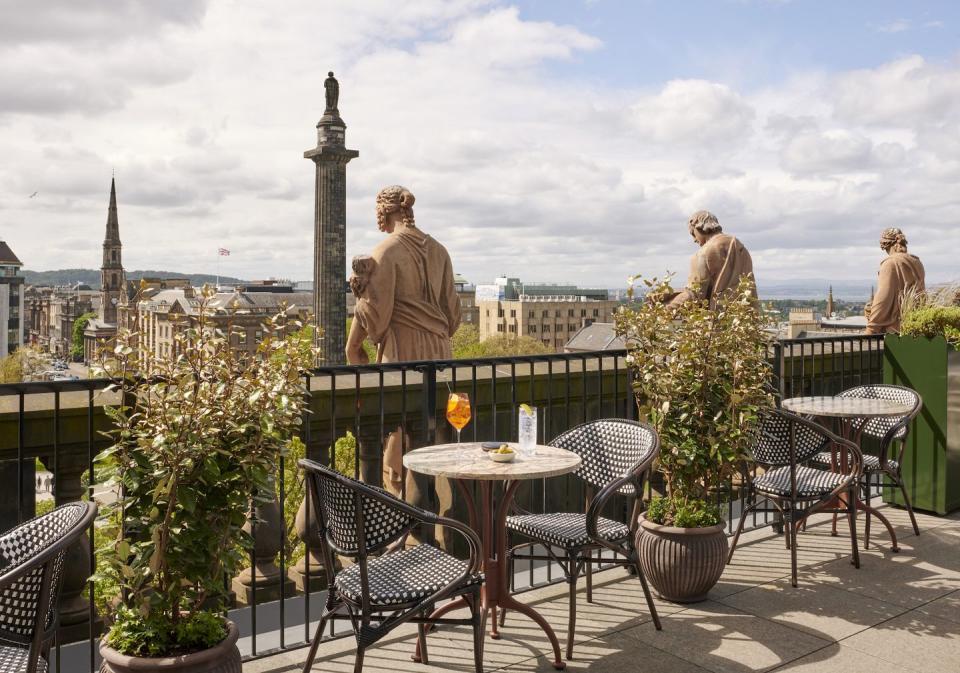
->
808, 384, 922, 546
728, 409, 862, 586
502, 419, 662, 660
0, 501, 98, 673
298, 459, 485, 673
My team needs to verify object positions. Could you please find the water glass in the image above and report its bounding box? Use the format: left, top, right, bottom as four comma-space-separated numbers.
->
518, 406, 538, 457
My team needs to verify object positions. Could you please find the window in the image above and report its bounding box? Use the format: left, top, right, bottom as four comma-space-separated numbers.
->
529, 325, 537, 333
543, 339, 550, 347
255, 330, 263, 340
486, 309, 490, 317
593, 309, 599, 317
555, 310, 561, 318
581, 309, 586, 317
542, 310, 549, 318
497, 324, 504, 332
498, 308, 504, 318
237, 330, 247, 345
508, 324, 516, 333
569, 324, 577, 331
528, 310, 535, 318
510, 309, 516, 318
542, 325, 550, 332
568, 309, 575, 317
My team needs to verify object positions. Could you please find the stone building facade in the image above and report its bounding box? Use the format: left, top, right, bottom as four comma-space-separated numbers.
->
136, 282, 312, 364
0, 241, 25, 356
479, 295, 618, 351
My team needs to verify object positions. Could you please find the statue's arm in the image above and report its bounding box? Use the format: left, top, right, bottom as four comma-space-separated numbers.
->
346, 316, 370, 364
440, 255, 461, 336
866, 262, 895, 334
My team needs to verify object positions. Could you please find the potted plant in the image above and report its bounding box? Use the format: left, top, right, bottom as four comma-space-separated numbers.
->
884, 286, 960, 515
616, 275, 772, 602
93, 287, 318, 672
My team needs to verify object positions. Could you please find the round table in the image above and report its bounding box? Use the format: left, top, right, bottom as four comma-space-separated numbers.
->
404, 443, 581, 670
782, 395, 914, 551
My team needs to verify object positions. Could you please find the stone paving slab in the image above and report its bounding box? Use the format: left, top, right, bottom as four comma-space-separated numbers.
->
244, 504, 960, 673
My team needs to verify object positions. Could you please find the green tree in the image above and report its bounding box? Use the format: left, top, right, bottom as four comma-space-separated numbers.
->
451, 323, 552, 359
72, 311, 97, 360
0, 346, 52, 383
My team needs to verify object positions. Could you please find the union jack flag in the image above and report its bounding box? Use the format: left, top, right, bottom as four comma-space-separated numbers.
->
218, 248, 231, 256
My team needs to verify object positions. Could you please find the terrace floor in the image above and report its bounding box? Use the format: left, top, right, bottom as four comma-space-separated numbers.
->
245, 503, 960, 673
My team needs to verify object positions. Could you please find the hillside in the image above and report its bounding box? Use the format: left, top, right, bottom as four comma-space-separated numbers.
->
23, 269, 247, 289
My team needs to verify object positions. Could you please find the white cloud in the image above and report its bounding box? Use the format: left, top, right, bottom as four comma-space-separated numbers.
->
630, 80, 755, 147
875, 19, 911, 33
1, 1, 959, 293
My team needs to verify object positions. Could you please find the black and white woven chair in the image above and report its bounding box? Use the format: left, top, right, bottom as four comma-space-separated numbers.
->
503, 419, 662, 660
808, 385, 922, 546
728, 409, 862, 586
0, 501, 97, 673
298, 459, 484, 673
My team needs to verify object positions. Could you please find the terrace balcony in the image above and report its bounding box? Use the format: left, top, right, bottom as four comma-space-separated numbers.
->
4, 333, 958, 672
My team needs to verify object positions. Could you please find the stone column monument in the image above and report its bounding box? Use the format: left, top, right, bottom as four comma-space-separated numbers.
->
304, 71, 359, 365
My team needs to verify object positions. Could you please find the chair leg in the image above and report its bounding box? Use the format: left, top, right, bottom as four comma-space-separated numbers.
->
790, 512, 799, 588
634, 561, 662, 630
469, 591, 485, 673
353, 646, 366, 673
863, 489, 872, 551
727, 496, 758, 564
585, 550, 594, 603
302, 612, 330, 672
566, 552, 578, 660
847, 487, 860, 569
417, 609, 430, 665
498, 606, 506, 628
897, 475, 921, 536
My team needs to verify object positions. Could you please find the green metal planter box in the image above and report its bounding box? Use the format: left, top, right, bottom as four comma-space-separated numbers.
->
883, 335, 960, 515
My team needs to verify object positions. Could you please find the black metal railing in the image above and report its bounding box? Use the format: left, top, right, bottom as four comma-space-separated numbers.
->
0, 333, 885, 671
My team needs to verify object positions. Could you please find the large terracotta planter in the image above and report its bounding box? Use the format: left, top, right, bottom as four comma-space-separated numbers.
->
635, 515, 728, 603
99, 620, 241, 673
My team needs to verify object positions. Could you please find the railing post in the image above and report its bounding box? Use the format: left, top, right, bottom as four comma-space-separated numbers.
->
406, 363, 438, 545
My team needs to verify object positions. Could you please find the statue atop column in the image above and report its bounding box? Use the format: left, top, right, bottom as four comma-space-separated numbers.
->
324, 71, 339, 115
865, 227, 925, 334
665, 210, 756, 309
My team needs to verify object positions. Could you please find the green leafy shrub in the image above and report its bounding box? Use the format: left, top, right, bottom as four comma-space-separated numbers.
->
72, 311, 97, 360
34, 499, 55, 517
617, 275, 773, 527
900, 306, 960, 347
93, 287, 319, 657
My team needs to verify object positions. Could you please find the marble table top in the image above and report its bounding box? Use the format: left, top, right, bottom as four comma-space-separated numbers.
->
782, 396, 913, 418
403, 443, 581, 481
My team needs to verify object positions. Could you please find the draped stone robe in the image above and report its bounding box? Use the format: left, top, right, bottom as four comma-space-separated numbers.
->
669, 233, 756, 308
353, 226, 460, 363
352, 225, 461, 495
866, 252, 925, 334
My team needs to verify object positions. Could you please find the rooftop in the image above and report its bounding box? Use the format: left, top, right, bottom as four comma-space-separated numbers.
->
244, 503, 960, 673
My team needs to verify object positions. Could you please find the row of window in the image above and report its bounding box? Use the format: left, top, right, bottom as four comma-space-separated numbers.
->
491, 308, 602, 318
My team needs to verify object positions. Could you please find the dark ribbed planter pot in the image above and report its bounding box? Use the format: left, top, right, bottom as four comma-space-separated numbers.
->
99, 620, 241, 673
635, 515, 728, 603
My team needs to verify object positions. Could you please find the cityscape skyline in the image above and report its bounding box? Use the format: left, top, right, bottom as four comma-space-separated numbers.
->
2, 1, 959, 289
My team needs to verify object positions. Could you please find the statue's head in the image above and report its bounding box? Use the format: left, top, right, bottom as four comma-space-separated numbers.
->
687, 210, 722, 245
376, 185, 416, 233
880, 227, 908, 253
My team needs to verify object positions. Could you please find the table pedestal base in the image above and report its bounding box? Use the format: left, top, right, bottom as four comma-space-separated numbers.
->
415, 479, 565, 669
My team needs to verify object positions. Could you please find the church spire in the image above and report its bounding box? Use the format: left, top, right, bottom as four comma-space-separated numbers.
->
100, 177, 124, 324
105, 177, 120, 243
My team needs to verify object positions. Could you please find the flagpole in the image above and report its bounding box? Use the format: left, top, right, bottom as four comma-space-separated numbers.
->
216, 248, 220, 290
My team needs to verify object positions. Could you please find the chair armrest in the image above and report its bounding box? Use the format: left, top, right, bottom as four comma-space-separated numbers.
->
0, 502, 97, 592
586, 444, 659, 554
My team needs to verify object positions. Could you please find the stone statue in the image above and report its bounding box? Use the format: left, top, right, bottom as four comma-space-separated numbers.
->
666, 210, 756, 308
324, 71, 339, 113
865, 227, 925, 334
347, 185, 461, 364
347, 186, 461, 500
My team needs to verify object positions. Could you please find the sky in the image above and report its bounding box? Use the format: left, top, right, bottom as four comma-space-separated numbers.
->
2, 0, 959, 296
